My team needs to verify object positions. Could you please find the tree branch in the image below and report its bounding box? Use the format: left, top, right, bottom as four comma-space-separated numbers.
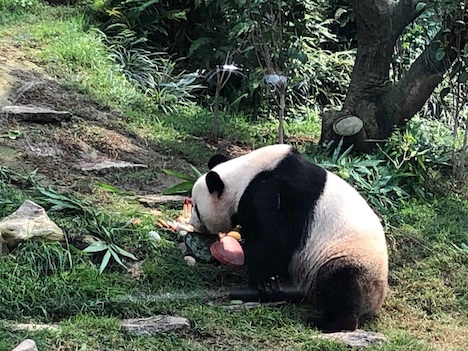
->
385, 16, 468, 125
393, 0, 427, 35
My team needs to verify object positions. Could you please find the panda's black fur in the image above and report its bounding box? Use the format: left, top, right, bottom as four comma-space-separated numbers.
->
190, 145, 388, 332
234, 150, 327, 285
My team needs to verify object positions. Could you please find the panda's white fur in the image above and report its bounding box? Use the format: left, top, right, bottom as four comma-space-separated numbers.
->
291, 170, 387, 289
190, 144, 388, 332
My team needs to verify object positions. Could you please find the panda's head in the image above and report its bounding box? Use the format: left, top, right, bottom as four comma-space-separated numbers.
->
190, 154, 234, 235
189, 144, 293, 235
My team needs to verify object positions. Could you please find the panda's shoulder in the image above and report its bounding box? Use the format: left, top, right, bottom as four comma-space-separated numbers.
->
273, 150, 328, 184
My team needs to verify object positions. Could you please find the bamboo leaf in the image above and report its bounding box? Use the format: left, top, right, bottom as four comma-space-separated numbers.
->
416, 2, 426, 12
110, 244, 138, 260
83, 241, 108, 253
435, 47, 446, 61
440, 87, 451, 99
162, 169, 195, 181
109, 248, 127, 269
162, 181, 194, 195
189, 164, 203, 178
99, 250, 112, 274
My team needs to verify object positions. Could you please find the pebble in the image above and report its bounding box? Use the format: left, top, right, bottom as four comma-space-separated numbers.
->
177, 242, 188, 254
148, 231, 161, 241
184, 256, 196, 266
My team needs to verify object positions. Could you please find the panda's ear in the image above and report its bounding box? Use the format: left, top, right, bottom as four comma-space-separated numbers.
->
208, 154, 228, 170
206, 171, 225, 198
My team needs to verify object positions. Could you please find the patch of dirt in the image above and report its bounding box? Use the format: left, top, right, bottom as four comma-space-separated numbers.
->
0, 47, 188, 195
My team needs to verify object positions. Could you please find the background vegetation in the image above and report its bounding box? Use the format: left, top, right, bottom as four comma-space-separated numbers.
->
0, 0, 466, 350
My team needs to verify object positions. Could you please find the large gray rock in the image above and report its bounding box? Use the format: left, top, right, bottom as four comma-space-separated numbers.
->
0, 200, 64, 247
311, 329, 388, 348
121, 315, 191, 335
11, 339, 38, 351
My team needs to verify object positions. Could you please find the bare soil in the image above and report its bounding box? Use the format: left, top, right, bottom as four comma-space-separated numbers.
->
0, 47, 190, 195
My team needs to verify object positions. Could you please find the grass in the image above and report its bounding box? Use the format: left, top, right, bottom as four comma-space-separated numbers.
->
0, 3, 467, 351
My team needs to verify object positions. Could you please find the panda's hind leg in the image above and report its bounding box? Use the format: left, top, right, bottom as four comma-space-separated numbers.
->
307, 257, 383, 333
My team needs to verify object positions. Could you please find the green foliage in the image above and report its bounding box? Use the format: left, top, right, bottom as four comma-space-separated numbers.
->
87, 0, 353, 116
36, 187, 140, 272
309, 117, 455, 215
83, 239, 137, 274
311, 141, 411, 214
0, 0, 40, 12
104, 29, 204, 113
162, 164, 202, 195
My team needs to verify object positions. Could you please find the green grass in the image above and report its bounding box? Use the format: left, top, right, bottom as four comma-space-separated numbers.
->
0, 3, 467, 351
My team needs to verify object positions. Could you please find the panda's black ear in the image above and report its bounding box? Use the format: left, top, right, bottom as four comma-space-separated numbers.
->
208, 154, 228, 170
206, 171, 225, 198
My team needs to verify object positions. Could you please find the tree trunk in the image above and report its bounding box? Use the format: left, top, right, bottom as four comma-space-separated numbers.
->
320, 0, 466, 153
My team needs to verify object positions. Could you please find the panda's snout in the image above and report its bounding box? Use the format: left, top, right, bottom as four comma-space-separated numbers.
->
189, 213, 208, 233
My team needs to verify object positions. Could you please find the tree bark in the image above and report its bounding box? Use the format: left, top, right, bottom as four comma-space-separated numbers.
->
320, 0, 467, 153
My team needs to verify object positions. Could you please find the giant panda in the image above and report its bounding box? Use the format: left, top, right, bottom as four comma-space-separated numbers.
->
190, 144, 388, 332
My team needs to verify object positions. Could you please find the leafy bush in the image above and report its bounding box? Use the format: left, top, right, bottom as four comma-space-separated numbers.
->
309, 117, 454, 215
309, 142, 411, 214
88, 0, 353, 115
103, 28, 204, 113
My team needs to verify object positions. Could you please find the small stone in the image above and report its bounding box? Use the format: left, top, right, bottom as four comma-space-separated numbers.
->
121, 315, 191, 336
148, 231, 161, 241
311, 329, 387, 348
177, 242, 188, 254
11, 339, 38, 351
184, 255, 196, 266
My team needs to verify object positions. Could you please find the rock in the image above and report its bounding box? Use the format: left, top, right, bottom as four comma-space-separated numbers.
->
184, 255, 196, 266
1, 234, 9, 255
177, 242, 188, 255
11, 339, 38, 351
1, 105, 72, 122
12, 323, 59, 332
138, 195, 186, 207
0, 200, 64, 248
121, 315, 191, 336
79, 160, 147, 171
311, 329, 388, 348
148, 231, 161, 241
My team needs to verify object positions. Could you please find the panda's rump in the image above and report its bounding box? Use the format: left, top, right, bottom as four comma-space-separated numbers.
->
291, 235, 388, 318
